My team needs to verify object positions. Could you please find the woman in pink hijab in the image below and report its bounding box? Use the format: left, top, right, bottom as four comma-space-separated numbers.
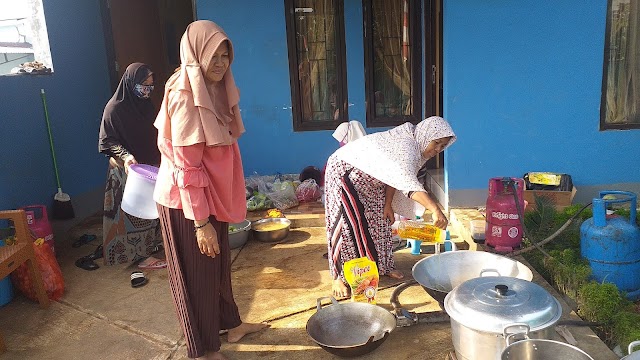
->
154, 20, 267, 360
324, 117, 456, 298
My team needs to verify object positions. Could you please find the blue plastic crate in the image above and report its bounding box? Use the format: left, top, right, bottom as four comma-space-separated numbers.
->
0, 239, 15, 306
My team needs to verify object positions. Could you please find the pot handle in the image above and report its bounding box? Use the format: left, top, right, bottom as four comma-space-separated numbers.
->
316, 296, 339, 312
629, 341, 640, 355
366, 331, 390, 344
503, 323, 530, 346
480, 268, 501, 277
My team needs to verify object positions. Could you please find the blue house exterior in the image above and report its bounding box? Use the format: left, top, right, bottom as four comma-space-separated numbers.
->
0, 0, 638, 222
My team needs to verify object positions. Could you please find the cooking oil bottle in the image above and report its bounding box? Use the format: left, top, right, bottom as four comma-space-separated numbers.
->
397, 220, 446, 243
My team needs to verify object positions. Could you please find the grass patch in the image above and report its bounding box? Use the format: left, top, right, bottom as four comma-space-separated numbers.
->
521, 198, 640, 354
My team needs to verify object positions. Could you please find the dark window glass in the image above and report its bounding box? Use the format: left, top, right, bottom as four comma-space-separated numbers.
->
285, 0, 348, 131
364, 0, 422, 127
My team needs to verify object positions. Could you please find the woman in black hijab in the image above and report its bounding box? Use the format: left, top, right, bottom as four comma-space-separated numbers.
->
96, 63, 165, 269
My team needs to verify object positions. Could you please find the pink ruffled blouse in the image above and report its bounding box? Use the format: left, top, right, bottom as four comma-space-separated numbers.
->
153, 138, 246, 223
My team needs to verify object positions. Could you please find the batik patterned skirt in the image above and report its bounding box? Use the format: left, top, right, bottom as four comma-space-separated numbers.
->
102, 162, 160, 265
324, 155, 395, 282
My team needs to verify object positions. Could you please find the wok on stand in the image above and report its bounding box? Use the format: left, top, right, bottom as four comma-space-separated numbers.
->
306, 296, 396, 357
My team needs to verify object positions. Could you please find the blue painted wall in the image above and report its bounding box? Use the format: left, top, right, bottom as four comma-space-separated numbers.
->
0, 0, 111, 210
196, 0, 371, 176
3, 0, 635, 213
443, 1, 640, 199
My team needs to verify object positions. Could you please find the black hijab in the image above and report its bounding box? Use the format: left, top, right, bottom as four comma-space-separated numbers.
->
98, 63, 160, 165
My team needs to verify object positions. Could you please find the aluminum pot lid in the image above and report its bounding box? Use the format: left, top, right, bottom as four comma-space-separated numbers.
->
622, 341, 640, 360
444, 276, 562, 333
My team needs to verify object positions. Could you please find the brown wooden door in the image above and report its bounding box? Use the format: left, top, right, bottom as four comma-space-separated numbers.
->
107, 0, 170, 108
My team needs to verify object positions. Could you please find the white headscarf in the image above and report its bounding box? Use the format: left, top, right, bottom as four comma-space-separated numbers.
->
334, 116, 456, 218
332, 120, 367, 145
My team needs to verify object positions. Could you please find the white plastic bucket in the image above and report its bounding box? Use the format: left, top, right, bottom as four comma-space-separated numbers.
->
121, 164, 159, 219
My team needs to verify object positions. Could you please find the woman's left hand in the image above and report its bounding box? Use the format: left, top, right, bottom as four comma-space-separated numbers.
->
123, 155, 138, 174
196, 223, 220, 258
384, 204, 395, 224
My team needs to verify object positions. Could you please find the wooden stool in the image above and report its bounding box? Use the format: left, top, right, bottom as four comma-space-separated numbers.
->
0, 210, 50, 352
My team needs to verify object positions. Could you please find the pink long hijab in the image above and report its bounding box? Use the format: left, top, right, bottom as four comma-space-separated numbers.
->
155, 20, 245, 146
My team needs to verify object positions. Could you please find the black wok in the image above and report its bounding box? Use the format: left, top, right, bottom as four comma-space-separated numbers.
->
306, 296, 396, 357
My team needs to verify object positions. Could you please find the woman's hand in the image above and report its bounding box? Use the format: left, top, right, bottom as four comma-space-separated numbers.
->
384, 185, 396, 224
432, 210, 448, 229
123, 155, 138, 174
384, 204, 395, 224
195, 222, 220, 258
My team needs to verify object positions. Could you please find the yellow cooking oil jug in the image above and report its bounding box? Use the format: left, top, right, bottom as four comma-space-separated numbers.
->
397, 220, 446, 243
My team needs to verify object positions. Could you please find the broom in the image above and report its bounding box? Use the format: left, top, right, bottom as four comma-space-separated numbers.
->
40, 88, 75, 220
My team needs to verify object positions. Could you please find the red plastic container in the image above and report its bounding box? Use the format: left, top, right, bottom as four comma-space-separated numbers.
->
485, 178, 525, 252
20, 205, 55, 254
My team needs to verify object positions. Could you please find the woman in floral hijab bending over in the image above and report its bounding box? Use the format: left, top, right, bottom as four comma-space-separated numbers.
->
324, 117, 456, 298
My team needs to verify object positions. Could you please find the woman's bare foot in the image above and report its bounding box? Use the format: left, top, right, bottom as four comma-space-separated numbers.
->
386, 270, 404, 279
227, 322, 270, 343
197, 352, 227, 360
332, 279, 350, 298
207, 352, 228, 360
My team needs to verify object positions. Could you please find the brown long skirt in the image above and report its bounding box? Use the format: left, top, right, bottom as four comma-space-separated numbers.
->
157, 205, 242, 358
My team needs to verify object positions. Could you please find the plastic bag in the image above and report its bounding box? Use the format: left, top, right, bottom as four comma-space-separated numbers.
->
344, 257, 379, 303
296, 179, 322, 202
245, 173, 271, 195
11, 238, 65, 301
267, 180, 299, 210
247, 193, 273, 211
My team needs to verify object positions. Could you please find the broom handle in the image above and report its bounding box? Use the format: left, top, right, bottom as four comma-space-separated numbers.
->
40, 89, 63, 191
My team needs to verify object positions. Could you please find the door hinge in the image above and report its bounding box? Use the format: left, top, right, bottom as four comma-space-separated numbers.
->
432, 65, 436, 84
114, 61, 119, 73
106, 0, 111, 8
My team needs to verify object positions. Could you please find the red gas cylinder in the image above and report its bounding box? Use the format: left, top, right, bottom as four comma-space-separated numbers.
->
485, 177, 525, 252
21, 205, 55, 254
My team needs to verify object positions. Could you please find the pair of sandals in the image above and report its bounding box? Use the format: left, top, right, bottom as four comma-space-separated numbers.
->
75, 245, 104, 271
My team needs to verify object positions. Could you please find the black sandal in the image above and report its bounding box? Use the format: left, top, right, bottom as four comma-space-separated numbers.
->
72, 234, 97, 248
75, 256, 99, 271
86, 245, 104, 261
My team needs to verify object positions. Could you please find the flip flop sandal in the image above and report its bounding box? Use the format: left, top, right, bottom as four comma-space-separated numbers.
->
75, 256, 99, 271
137, 258, 167, 270
87, 245, 104, 261
130, 271, 148, 288
72, 234, 97, 248
152, 243, 164, 253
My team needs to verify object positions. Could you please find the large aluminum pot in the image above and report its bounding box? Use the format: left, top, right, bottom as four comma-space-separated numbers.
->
623, 341, 640, 360
444, 276, 562, 360
306, 296, 396, 357
412, 250, 533, 306
501, 326, 593, 359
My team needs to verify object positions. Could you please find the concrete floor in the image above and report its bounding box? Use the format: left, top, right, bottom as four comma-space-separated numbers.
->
0, 206, 619, 360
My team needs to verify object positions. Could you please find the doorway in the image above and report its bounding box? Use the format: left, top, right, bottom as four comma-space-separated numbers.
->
100, 0, 195, 108
421, 0, 446, 208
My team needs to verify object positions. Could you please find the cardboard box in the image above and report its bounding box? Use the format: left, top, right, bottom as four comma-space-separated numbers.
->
524, 186, 577, 211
